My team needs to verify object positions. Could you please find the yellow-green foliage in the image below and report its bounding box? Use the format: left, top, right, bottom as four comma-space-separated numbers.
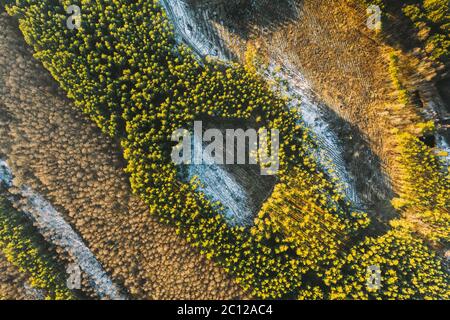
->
259, 166, 369, 274
0, 196, 74, 300
298, 286, 324, 300
403, 0, 449, 61
326, 228, 450, 300
244, 43, 265, 74
361, 0, 449, 62
388, 52, 410, 106
392, 132, 450, 243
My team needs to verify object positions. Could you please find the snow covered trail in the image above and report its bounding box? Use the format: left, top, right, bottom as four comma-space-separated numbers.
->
0, 159, 126, 300
426, 100, 450, 166
264, 59, 363, 207
185, 133, 255, 226
160, 0, 228, 60
159, 0, 364, 208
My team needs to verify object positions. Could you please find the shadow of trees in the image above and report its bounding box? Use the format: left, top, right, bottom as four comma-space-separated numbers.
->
186, 0, 302, 40
319, 101, 398, 235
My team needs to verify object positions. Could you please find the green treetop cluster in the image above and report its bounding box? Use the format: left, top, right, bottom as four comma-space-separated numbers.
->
392, 131, 450, 244
403, 0, 449, 62
0, 195, 74, 300
360, 0, 449, 63
327, 227, 450, 299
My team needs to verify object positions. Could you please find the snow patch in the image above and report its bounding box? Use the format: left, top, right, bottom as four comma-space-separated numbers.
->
436, 134, 450, 165
185, 134, 254, 226
160, 0, 227, 59
264, 60, 363, 207
0, 159, 13, 188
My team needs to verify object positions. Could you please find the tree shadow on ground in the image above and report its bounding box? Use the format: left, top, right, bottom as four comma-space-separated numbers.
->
186, 0, 302, 41
319, 102, 399, 236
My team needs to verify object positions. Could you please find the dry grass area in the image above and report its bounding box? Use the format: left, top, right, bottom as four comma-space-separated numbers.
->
0, 13, 244, 300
